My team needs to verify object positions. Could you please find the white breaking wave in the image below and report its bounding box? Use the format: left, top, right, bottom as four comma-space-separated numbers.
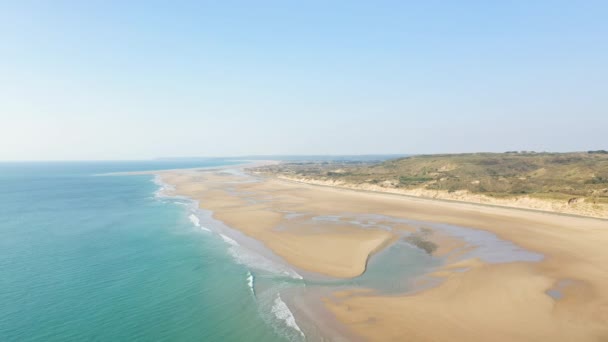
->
153, 180, 304, 280
152, 175, 175, 198
220, 234, 240, 246
163, 193, 305, 280
271, 294, 305, 338
188, 214, 200, 227
247, 271, 255, 297
223, 242, 303, 280
189, 214, 212, 232
282, 270, 303, 280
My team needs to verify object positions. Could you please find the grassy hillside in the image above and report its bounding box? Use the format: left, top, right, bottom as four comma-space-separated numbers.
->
261, 152, 608, 204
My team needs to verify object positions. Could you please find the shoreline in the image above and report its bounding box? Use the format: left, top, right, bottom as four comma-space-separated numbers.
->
152, 169, 307, 280
150, 170, 316, 341
153, 163, 608, 341
155, 167, 396, 279
150, 164, 439, 341
103, 159, 279, 177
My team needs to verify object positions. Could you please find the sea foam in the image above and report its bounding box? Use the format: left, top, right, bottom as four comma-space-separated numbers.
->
152, 178, 303, 280
220, 234, 240, 246
152, 175, 175, 198
247, 271, 255, 297
218, 233, 303, 280
271, 294, 305, 338
189, 214, 212, 232
227, 246, 303, 280
188, 214, 200, 227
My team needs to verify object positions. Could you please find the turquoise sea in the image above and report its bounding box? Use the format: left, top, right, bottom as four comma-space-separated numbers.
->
1, 160, 476, 341
0, 160, 298, 342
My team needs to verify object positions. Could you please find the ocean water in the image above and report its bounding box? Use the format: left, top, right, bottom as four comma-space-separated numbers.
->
0, 161, 461, 342
0, 161, 293, 342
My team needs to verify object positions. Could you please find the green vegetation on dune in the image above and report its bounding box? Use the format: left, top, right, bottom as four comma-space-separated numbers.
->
258, 152, 608, 203
370, 152, 608, 199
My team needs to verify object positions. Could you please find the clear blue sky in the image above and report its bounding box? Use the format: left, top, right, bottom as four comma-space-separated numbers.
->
1, 1, 606, 160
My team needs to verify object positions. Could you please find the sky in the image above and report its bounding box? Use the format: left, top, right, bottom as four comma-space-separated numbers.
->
0, 1, 606, 160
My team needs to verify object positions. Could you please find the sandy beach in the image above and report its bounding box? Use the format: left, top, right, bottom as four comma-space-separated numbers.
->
157, 164, 608, 341
157, 168, 396, 278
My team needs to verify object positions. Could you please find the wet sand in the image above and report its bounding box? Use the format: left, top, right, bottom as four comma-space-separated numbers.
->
157, 169, 395, 278
157, 165, 608, 341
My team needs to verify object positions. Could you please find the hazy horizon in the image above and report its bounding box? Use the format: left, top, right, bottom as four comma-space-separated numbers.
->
3, 151, 608, 163
1, 1, 606, 161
